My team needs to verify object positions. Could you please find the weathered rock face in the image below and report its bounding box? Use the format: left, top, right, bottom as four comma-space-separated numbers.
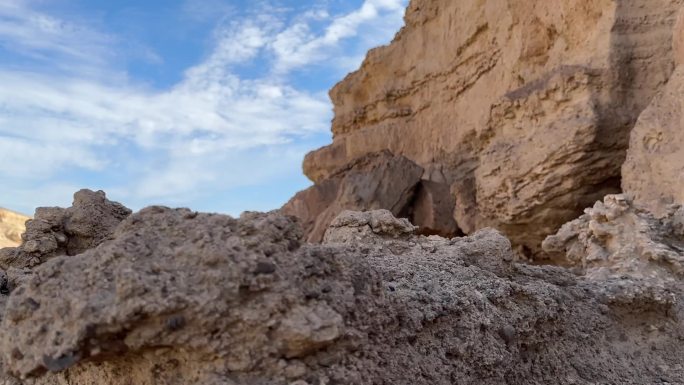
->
622, 65, 684, 216
281, 151, 423, 243
322, 209, 417, 244
543, 194, 684, 281
405, 180, 460, 237
0, 208, 682, 384
298, 0, 683, 255
0, 190, 131, 271
0, 210, 29, 249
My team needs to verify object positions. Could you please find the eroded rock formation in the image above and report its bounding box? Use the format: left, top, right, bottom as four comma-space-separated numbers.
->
281, 151, 424, 242
622, 66, 684, 216
0, 208, 682, 384
0, 189, 131, 271
0, 210, 29, 249
291, 0, 684, 256
543, 7, 684, 286
543, 194, 684, 280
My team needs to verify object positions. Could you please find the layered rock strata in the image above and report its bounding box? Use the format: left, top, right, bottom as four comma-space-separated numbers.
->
292, 0, 683, 256
0, 206, 681, 384
622, 66, 684, 216
544, 9, 684, 285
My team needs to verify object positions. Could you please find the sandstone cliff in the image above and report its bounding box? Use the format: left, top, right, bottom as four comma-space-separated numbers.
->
622, 64, 684, 216
542, 6, 684, 290
288, 0, 684, 257
0, 209, 29, 249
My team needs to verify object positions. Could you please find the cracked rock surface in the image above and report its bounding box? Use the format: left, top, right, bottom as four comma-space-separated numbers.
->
544, 194, 684, 281
0, 208, 681, 384
0, 189, 131, 271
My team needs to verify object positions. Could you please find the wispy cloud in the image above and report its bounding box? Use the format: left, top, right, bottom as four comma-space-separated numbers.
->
0, 0, 115, 68
268, 0, 406, 73
0, 0, 407, 214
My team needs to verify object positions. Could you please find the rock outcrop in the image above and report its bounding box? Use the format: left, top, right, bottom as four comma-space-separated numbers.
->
0, 190, 131, 271
0, 210, 29, 249
0, 207, 682, 384
546, 9, 684, 282
293, 0, 683, 256
281, 151, 423, 243
622, 66, 684, 216
543, 194, 684, 280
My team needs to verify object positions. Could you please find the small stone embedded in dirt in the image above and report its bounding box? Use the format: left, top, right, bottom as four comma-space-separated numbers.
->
254, 261, 277, 275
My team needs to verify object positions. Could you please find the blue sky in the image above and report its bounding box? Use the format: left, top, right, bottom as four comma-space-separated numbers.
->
0, 0, 407, 215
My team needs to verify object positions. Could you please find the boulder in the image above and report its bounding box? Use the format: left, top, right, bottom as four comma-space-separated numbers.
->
281, 151, 423, 243
0, 190, 131, 270
323, 209, 417, 244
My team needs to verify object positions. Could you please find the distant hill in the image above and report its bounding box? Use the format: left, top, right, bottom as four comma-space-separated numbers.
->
0, 207, 30, 248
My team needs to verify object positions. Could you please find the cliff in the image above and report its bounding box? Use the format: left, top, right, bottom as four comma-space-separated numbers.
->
285, 0, 684, 258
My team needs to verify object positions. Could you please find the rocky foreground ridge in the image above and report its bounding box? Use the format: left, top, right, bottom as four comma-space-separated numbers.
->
0, 190, 681, 384
0, 209, 29, 249
1, 0, 684, 383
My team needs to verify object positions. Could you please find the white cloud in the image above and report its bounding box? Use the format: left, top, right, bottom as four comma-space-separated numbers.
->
268, 0, 406, 73
0, 0, 115, 68
0, 0, 408, 213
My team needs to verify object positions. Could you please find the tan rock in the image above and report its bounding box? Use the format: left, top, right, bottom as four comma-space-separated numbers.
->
622, 66, 684, 215
301, 0, 682, 256
281, 151, 423, 243
323, 209, 417, 244
475, 66, 622, 256
0, 209, 29, 249
543, 194, 684, 281
675, 8, 684, 66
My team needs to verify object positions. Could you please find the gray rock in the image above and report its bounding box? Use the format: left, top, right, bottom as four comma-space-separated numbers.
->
0, 208, 680, 384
